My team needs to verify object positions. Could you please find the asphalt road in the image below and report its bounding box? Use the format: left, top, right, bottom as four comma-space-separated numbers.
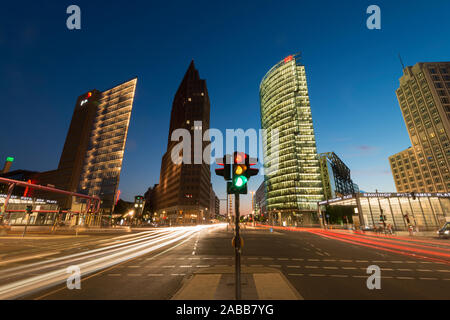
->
1, 224, 449, 300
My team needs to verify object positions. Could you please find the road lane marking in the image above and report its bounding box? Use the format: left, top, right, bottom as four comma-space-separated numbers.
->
330, 274, 348, 278
277, 258, 289, 261
269, 265, 281, 268
162, 265, 175, 268
292, 258, 304, 261
147, 274, 163, 276
309, 274, 326, 277
396, 276, 414, 280
356, 260, 368, 263
305, 266, 319, 269
128, 274, 142, 276
107, 274, 121, 276
171, 274, 186, 276
287, 266, 300, 268
196, 265, 209, 268
179, 265, 192, 268
419, 277, 438, 280
323, 267, 338, 270
342, 267, 357, 270
288, 273, 304, 276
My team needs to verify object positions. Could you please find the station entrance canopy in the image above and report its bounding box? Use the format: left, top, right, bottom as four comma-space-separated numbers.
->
318, 192, 450, 231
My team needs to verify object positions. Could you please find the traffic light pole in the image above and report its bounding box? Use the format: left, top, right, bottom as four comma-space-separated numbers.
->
234, 193, 241, 300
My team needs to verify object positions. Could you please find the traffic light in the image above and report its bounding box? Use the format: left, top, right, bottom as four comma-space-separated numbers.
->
215, 155, 232, 181
227, 152, 258, 195
26, 205, 33, 215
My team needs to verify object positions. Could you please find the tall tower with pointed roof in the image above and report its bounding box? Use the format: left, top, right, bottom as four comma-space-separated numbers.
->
154, 61, 211, 224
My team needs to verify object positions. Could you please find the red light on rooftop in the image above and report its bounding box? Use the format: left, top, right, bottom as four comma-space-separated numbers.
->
87, 92, 92, 98
284, 55, 293, 63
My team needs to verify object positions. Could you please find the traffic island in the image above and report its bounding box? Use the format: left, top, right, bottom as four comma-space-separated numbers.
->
171, 266, 302, 300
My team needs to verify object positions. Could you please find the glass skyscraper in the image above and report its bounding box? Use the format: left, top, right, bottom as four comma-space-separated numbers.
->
260, 54, 323, 224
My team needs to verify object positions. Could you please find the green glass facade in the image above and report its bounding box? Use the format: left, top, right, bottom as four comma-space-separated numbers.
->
260, 54, 324, 220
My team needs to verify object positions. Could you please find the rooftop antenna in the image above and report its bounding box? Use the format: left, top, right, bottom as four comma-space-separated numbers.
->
398, 53, 405, 70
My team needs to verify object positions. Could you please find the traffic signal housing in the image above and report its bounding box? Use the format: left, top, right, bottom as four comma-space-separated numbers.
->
228, 152, 259, 195
215, 155, 232, 181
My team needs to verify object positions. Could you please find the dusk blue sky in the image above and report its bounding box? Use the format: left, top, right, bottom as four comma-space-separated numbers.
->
1, 1, 450, 214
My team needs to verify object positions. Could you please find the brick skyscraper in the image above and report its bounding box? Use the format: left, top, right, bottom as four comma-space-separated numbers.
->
154, 61, 211, 225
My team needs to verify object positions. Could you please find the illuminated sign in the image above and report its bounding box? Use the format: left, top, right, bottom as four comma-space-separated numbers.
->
284, 55, 293, 63
6, 157, 14, 162
80, 92, 92, 106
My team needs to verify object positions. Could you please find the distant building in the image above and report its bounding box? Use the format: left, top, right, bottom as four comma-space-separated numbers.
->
154, 61, 211, 225
260, 54, 323, 225
215, 195, 220, 218
254, 181, 267, 216
389, 62, 450, 193
319, 152, 356, 200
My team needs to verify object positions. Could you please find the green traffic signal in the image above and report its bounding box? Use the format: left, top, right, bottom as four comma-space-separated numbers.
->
234, 176, 248, 188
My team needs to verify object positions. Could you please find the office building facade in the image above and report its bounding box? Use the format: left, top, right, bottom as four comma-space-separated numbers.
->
154, 61, 211, 224
260, 54, 324, 223
37, 78, 137, 212
389, 62, 450, 193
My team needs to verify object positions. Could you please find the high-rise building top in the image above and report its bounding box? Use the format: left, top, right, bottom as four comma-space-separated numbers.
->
389, 62, 450, 193
259, 54, 323, 218
154, 61, 211, 224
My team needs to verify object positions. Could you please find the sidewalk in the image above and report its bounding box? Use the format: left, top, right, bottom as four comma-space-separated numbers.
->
171, 266, 302, 300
